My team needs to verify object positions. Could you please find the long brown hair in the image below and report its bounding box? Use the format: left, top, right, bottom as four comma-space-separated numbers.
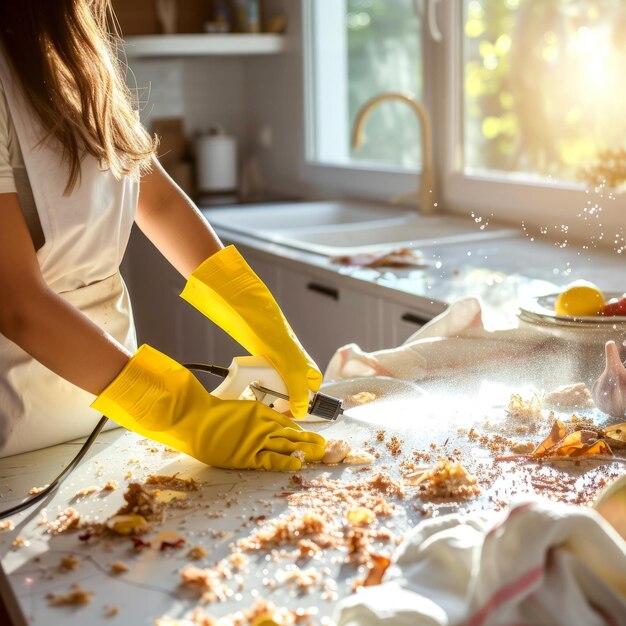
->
0, 0, 156, 193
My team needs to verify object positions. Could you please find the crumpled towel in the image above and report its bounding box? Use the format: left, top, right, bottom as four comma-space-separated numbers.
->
324, 297, 552, 381
334, 499, 626, 626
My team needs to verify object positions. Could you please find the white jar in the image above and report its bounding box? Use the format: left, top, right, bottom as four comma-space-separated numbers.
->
195, 129, 238, 193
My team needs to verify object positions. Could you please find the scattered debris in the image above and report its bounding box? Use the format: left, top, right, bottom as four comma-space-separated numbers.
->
47, 584, 93, 607
404, 459, 481, 500
59, 555, 80, 572
110, 561, 129, 574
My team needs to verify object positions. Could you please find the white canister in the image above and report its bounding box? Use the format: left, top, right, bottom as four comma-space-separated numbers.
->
196, 128, 238, 193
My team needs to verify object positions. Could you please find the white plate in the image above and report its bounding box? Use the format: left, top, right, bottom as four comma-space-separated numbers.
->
518, 292, 626, 328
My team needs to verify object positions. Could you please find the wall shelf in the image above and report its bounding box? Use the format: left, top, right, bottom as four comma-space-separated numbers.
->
123, 34, 286, 58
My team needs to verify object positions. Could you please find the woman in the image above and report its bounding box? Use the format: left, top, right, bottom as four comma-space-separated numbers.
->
0, 0, 325, 470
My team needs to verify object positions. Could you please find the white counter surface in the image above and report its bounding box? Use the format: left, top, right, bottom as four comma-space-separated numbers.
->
2, 361, 625, 625
204, 205, 626, 330
3, 206, 626, 624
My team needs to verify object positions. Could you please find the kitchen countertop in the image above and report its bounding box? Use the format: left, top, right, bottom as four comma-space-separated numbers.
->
3, 205, 626, 624
2, 355, 625, 625
202, 205, 626, 330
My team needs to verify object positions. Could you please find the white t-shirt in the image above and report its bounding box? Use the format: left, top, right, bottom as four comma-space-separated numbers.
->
0, 81, 44, 249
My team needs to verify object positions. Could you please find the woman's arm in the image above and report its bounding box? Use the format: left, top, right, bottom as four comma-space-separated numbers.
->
136, 156, 223, 279
0, 192, 131, 395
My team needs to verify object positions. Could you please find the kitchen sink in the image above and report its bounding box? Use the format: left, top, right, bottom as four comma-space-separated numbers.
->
202, 201, 518, 257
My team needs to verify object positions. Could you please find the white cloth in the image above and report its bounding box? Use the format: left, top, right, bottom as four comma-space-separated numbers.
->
0, 51, 138, 457
324, 297, 552, 382
334, 499, 626, 626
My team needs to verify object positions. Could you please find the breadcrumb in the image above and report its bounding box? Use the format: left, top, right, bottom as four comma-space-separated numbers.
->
28, 484, 49, 495
405, 459, 481, 500
73, 485, 99, 499
544, 383, 594, 409
0, 520, 14, 532
145, 474, 201, 491
110, 561, 129, 574
187, 545, 209, 560
59, 555, 80, 571
322, 439, 351, 464
11, 536, 29, 549
47, 508, 81, 534
47, 584, 93, 607
346, 391, 378, 405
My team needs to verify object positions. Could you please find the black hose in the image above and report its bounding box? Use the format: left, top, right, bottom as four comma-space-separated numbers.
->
0, 362, 229, 520
0, 415, 109, 519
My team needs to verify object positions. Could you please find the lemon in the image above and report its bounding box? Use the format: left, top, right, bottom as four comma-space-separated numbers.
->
554, 284, 605, 316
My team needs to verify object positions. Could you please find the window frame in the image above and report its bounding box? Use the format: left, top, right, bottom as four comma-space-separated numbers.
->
301, 0, 626, 239
301, 0, 423, 202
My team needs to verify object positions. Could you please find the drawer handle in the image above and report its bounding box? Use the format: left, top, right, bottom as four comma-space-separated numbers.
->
401, 312, 431, 326
306, 282, 339, 300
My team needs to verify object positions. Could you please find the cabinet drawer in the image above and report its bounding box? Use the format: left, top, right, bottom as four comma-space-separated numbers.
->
279, 269, 382, 370
381, 301, 440, 347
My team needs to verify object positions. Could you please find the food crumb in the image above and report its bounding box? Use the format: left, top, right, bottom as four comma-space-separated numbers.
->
544, 383, 594, 409
145, 474, 201, 491
290, 449, 306, 463
405, 459, 481, 500
187, 545, 209, 560
28, 484, 49, 495
73, 485, 99, 499
322, 439, 352, 464
510, 441, 535, 454
11, 536, 29, 549
104, 605, 119, 618
346, 391, 378, 405
47, 584, 93, 607
59, 555, 81, 571
102, 480, 119, 491
507, 393, 543, 420
110, 561, 129, 574
0, 520, 14, 532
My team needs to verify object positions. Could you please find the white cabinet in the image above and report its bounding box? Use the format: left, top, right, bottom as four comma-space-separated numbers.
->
381, 301, 441, 347
277, 267, 382, 370
124, 230, 441, 378
123, 227, 213, 364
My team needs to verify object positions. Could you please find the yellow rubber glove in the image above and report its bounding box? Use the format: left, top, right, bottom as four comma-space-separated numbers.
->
91, 345, 325, 471
180, 245, 322, 418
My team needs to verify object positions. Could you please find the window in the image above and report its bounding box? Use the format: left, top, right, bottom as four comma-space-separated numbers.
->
463, 0, 626, 183
307, 0, 423, 170
304, 0, 626, 237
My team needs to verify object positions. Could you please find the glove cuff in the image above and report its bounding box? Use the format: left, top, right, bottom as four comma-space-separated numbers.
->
91, 345, 179, 427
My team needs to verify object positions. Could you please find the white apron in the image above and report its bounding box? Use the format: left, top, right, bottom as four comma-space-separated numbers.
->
0, 52, 138, 457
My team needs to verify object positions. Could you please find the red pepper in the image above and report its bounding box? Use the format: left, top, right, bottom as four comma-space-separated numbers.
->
602, 297, 626, 316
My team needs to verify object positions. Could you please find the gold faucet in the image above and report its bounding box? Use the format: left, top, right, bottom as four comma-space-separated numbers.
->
351, 91, 437, 215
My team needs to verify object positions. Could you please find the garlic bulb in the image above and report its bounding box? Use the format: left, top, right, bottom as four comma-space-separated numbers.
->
592, 340, 626, 417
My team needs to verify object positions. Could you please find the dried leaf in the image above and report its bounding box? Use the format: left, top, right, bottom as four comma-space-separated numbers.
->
552, 430, 600, 457
605, 423, 626, 449
605, 436, 626, 451
532, 420, 568, 457
532, 422, 613, 458
575, 440, 612, 456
